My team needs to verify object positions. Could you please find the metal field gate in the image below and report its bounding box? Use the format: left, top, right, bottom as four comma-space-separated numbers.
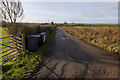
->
0, 33, 25, 65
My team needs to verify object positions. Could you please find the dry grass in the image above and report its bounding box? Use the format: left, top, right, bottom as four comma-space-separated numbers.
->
59, 26, 119, 54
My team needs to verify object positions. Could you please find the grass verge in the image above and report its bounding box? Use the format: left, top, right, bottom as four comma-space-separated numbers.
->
2, 28, 56, 79
0, 27, 10, 48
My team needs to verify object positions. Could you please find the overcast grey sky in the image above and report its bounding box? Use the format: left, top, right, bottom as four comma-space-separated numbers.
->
22, 2, 118, 24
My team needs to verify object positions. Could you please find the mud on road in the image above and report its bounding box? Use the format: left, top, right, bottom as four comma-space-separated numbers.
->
36, 28, 119, 78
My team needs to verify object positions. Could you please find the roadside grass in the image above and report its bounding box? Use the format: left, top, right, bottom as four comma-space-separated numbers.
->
0, 27, 10, 48
1, 27, 9, 37
2, 28, 56, 79
0, 27, 11, 68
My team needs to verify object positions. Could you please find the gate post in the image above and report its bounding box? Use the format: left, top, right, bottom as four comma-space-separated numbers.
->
22, 33, 26, 53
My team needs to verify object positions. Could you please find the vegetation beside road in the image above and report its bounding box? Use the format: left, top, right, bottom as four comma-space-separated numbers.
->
59, 26, 119, 56
0, 27, 10, 46
2, 28, 56, 79
1, 23, 56, 79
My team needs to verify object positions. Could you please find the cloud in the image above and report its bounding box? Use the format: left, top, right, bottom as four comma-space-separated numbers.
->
21, 0, 119, 2
22, 2, 118, 23
83, 2, 117, 17
79, 2, 118, 23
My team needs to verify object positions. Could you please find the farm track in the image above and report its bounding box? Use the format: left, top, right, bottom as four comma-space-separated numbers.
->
36, 28, 119, 79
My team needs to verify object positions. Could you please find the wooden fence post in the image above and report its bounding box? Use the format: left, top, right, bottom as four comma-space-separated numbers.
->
22, 33, 26, 53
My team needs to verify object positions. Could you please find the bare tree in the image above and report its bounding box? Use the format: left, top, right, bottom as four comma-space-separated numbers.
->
1, 0, 24, 24
0, 0, 24, 35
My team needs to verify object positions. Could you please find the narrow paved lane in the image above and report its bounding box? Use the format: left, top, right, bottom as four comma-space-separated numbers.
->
36, 28, 118, 78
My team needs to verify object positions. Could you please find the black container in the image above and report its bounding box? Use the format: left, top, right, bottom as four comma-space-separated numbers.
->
27, 35, 40, 52
38, 32, 46, 44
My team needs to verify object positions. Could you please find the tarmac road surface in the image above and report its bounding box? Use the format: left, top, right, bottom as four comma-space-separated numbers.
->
36, 28, 119, 78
